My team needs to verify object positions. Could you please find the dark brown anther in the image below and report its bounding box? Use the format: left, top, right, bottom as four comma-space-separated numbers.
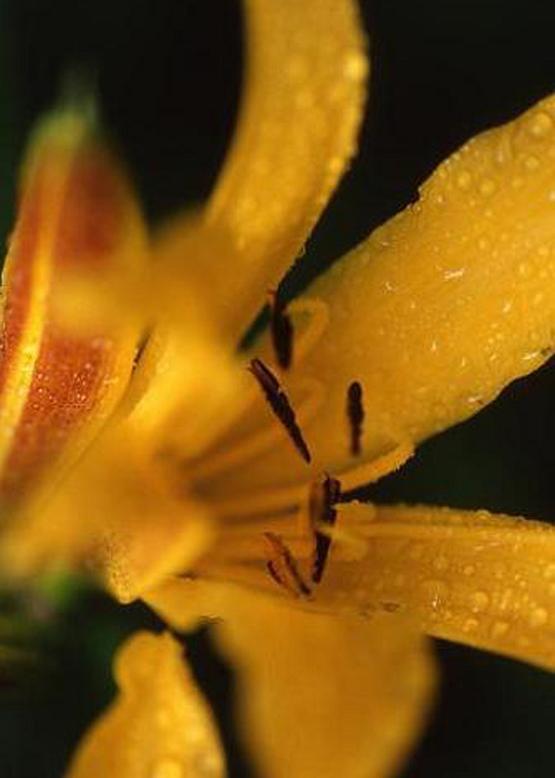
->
310, 474, 341, 583
347, 380, 364, 456
268, 289, 294, 370
264, 532, 311, 597
132, 332, 151, 371
249, 357, 311, 463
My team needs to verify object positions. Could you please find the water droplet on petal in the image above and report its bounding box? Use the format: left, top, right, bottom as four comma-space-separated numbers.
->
343, 51, 368, 80
543, 563, 555, 580
463, 617, 479, 633
151, 758, 184, 778
470, 590, 490, 612
491, 620, 510, 639
433, 555, 449, 572
444, 267, 465, 280
524, 154, 540, 171
529, 607, 548, 628
420, 579, 449, 611
456, 170, 472, 190
527, 111, 553, 139
479, 178, 496, 196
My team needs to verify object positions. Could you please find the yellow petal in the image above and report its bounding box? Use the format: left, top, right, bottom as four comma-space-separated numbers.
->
3, 426, 214, 601
147, 580, 435, 778
0, 102, 146, 503
233, 93, 555, 490
66, 631, 225, 778
154, 0, 367, 342
315, 503, 555, 671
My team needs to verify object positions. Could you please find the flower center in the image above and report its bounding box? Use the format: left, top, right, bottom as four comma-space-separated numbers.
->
162, 294, 413, 601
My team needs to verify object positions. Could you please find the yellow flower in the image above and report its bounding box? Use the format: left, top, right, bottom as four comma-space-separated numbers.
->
1, 0, 555, 776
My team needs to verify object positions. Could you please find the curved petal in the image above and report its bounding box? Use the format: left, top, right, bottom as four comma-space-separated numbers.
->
66, 631, 225, 778
314, 503, 555, 671
147, 580, 435, 778
0, 103, 146, 504
154, 0, 368, 342
231, 93, 555, 490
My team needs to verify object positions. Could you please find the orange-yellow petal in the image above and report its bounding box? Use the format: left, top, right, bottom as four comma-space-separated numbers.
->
154, 0, 368, 342
0, 103, 146, 503
147, 580, 435, 778
230, 92, 555, 491
66, 631, 225, 778
2, 425, 214, 600
315, 503, 555, 671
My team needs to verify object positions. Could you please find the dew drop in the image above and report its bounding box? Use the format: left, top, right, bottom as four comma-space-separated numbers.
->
343, 51, 368, 80
543, 563, 555, 580
433, 555, 449, 572
456, 170, 472, 189
527, 111, 553, 139
150, 758, 184, 778
463, 617, 479, 633
444, 267, 465, 280
529, 607, 548, 628
491, 620, 509, 639
524, 154, 540, 171
479, 179, 496, 196
470, 590, 489, 612
421, 579, 449, 611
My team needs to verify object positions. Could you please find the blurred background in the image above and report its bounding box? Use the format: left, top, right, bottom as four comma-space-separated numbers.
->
0, 0, 554, 776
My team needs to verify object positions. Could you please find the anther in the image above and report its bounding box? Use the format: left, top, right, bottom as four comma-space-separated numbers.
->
264, 531, 311, 597
310, 473, 341, 583
268, 289, 294, 370
347, 381, 364, 456
132, 332, 150, 371
249, 357, 311, 463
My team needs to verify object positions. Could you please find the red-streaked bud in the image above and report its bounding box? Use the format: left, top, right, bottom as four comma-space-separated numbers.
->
0, 102, 147, 502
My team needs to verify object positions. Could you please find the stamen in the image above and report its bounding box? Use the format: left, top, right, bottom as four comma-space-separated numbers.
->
310, 474, 341, 583
338, 441, 414, 497
264, 531, 311, 597
268, 289, 294, 370
132, 332, 150, 371
249, 358, 311, 463
346, 381, 364, 456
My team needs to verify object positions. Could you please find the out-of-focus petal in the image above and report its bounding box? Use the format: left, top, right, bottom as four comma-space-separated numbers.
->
66, 631, 225, 778
2, 426, 214, 602
147, 580, 435, 778
315, 503, 555, 671
231, 93, 555, 491
154, 0, 368, 342
0, 103, 146, 503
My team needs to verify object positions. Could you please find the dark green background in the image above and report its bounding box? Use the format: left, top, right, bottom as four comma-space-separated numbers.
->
0, 1, 554, 776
